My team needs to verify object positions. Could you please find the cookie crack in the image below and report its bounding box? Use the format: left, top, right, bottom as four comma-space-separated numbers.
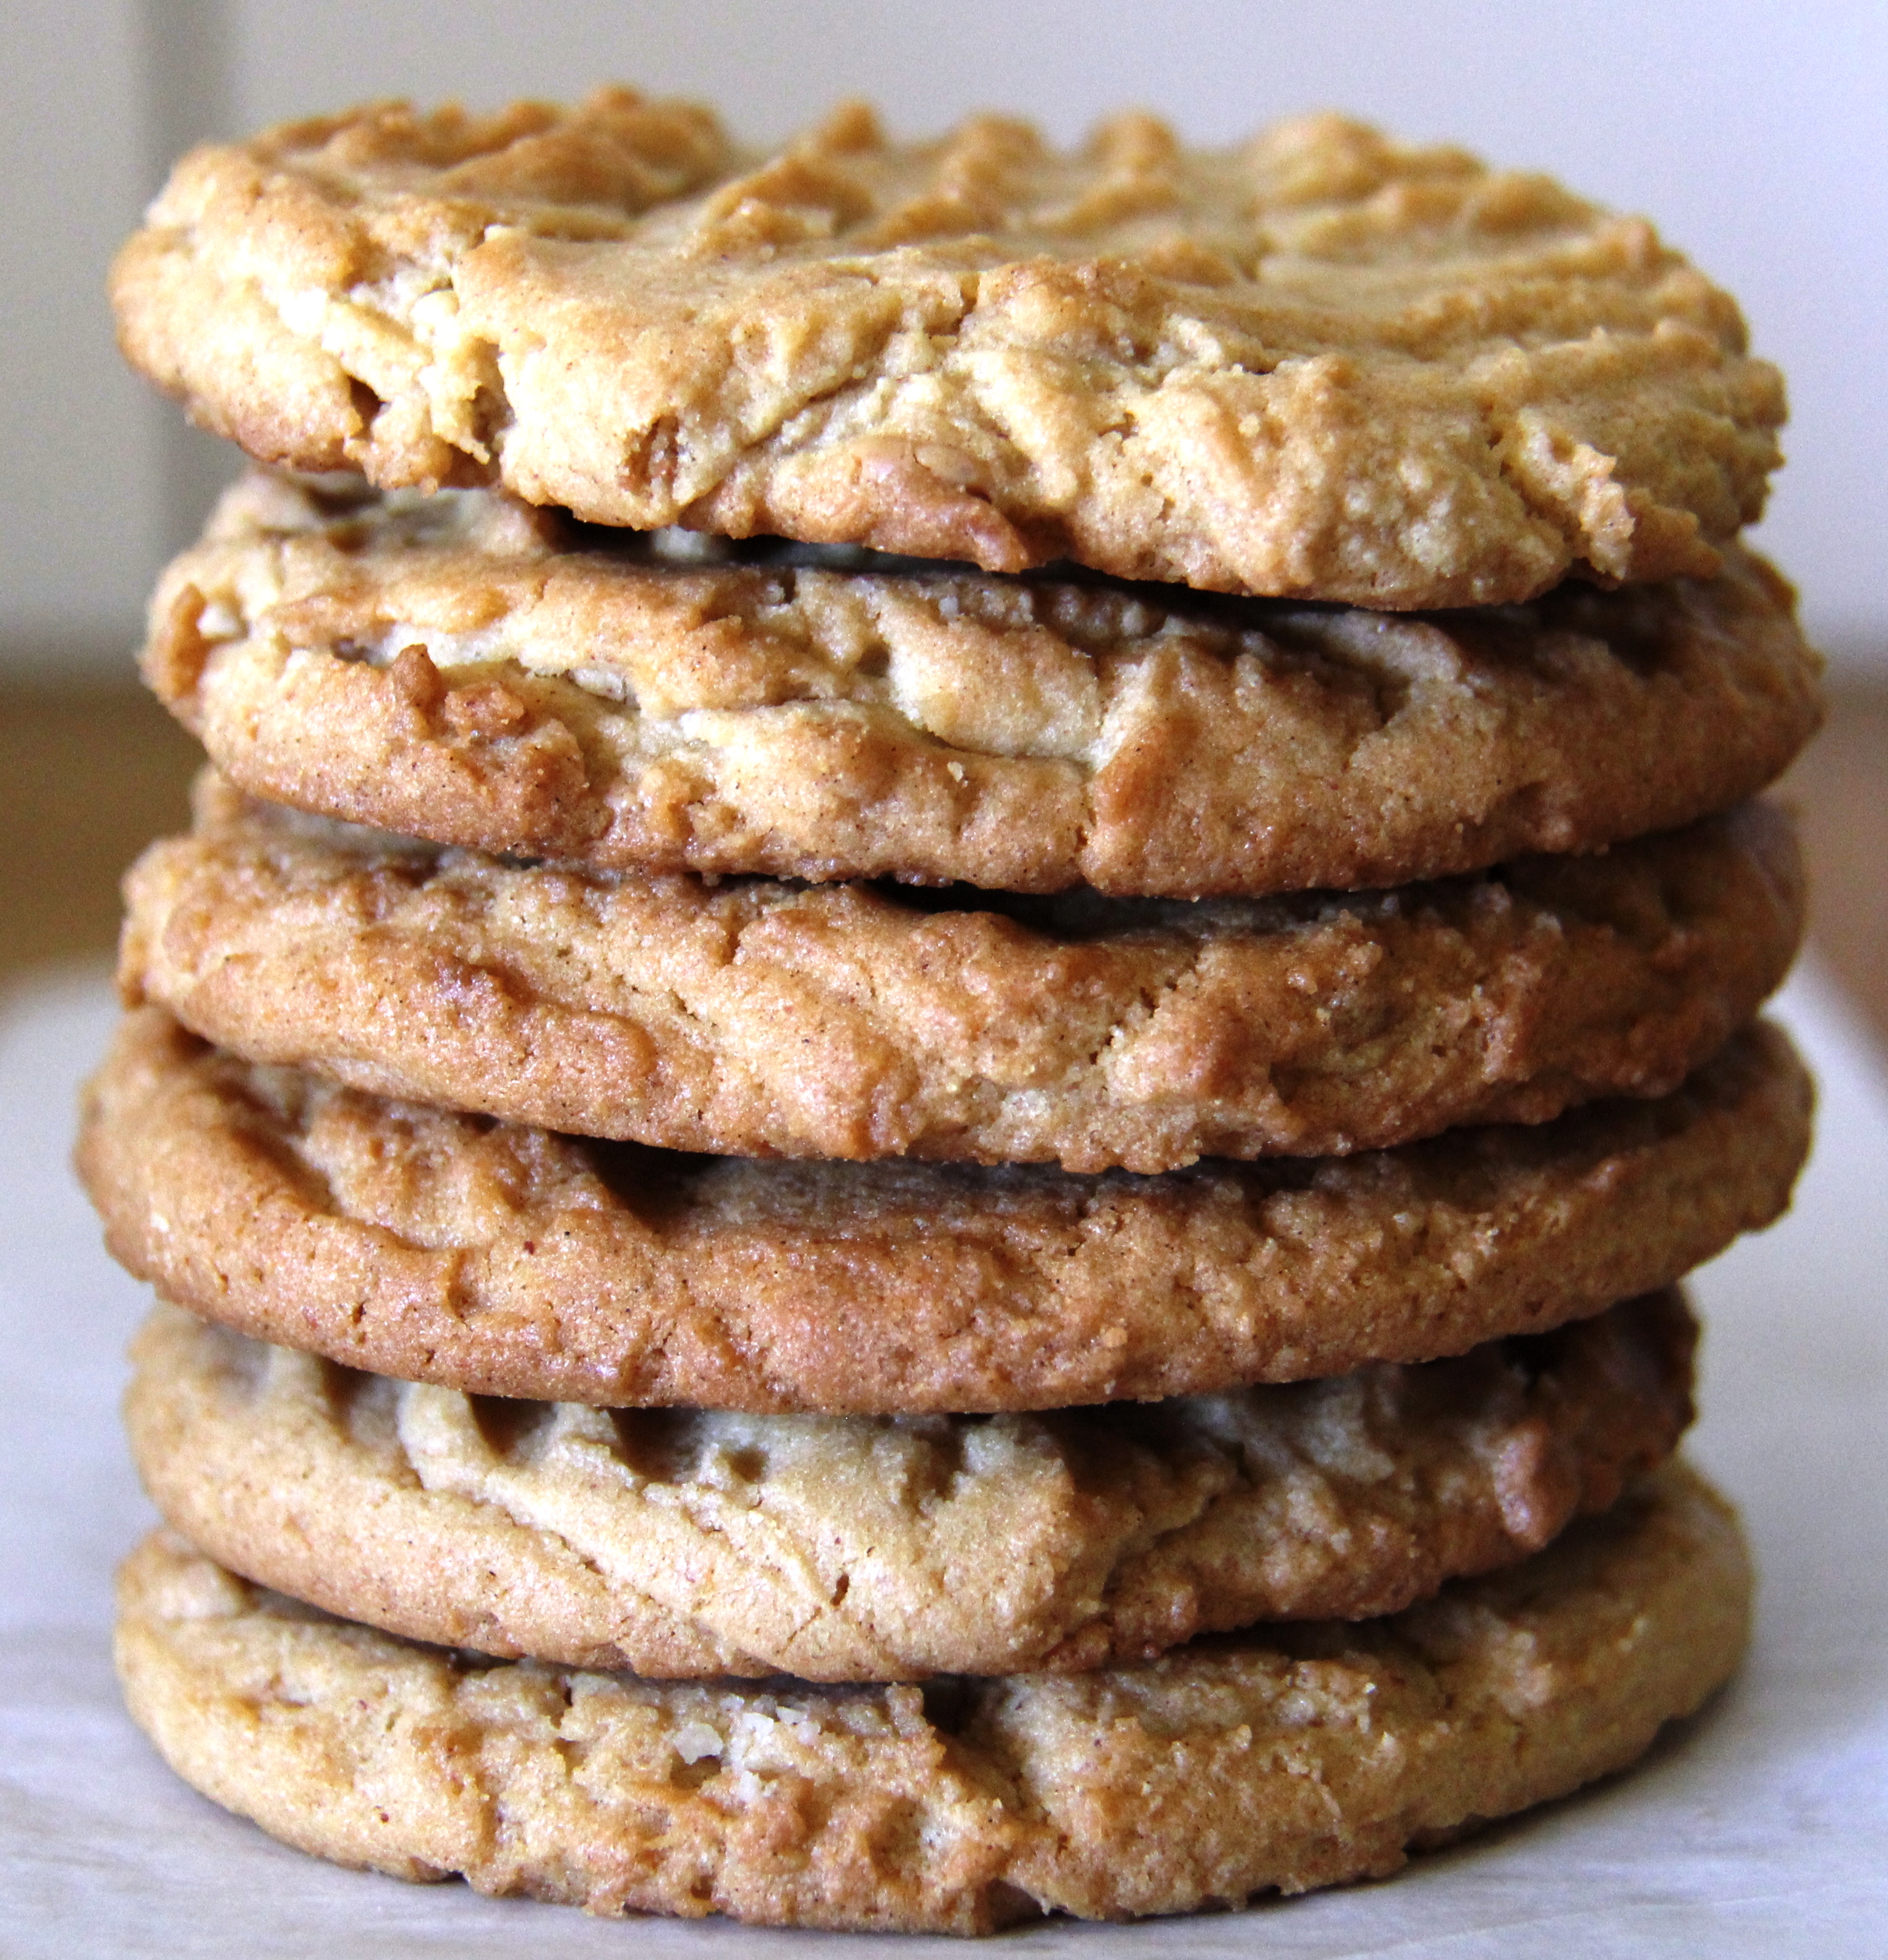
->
1479, 396, 1636, 596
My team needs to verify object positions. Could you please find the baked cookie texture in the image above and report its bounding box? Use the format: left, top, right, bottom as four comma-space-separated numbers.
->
118, 780, 1804, 1171
112, 92, 1785, 607
80, 1011, 1809, 1411
145, 472, 1822, 894
96, 81, 1803, 1932
125, 1294, 1696, 1680
115, 1462, 1750, 1932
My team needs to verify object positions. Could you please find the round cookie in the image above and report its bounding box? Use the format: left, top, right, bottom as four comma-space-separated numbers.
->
79, 1011, 1808, 1411
125, 1293, 1696, 1681
115, 1463, 1751, 1932
118, 780, 1804, 1171
146, 472, 1822, 895
112, 95, 1783, 608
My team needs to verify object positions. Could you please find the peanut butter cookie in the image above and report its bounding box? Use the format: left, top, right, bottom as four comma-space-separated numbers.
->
145, 472, 1820, 894
113, 94, 1783, 606
81, 1011, 1806, 1410
119, 781, 1803, 1171
115, 1463, 1749, 1931
125, 1292, 1695, 1679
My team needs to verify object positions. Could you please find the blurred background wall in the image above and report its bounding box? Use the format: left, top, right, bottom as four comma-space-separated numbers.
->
4, 0, 1885, 679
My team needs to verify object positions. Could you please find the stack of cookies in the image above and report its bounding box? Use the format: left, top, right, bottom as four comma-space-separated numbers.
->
82, 93, 1821, 1933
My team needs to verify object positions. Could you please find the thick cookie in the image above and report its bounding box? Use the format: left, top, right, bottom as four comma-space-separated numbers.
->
147, 472, 1822, 895
124, 1293, 1696, 1680
79, 1012, 1806, 1412
117, 781, 1803, 1171
113, 93, 1784, 606
114, 1463, 1750, 1932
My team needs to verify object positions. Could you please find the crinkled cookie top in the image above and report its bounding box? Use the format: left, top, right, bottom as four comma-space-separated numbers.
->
114, 90, 1785, 605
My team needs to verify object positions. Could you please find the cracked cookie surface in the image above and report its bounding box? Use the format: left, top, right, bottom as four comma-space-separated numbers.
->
113, 92, 1784, 606
117, 777, 1804, 1170
114, 1462, 1750, 1931
146, 472, 1821, 894
80, 1011, 1808, 1410
125, 1294, 1695, 1679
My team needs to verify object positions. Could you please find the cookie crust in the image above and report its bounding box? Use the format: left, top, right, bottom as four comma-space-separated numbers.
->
79, 1011, 1808, 1411
124, 1294, 1696, 1680
146, 473, 1822, 894
114, 1463, 1750, 1931
117, 782, 1804, 1171
113, 93, 1784, 607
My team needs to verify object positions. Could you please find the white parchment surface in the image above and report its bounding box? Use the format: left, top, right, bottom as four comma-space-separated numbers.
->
2, 962, 1883, 1958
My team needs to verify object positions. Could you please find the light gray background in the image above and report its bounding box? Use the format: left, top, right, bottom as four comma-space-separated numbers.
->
6, 0, 1883, 672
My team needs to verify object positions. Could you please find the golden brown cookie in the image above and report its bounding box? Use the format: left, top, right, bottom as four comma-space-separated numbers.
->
117, 780, 1804, 1171
113, 93, 1784, 606
124, 1293, 1696, 1680
114, 1462, 1750, 1932
79, 1011, 1805, 1412
146, 472, 1822, 895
